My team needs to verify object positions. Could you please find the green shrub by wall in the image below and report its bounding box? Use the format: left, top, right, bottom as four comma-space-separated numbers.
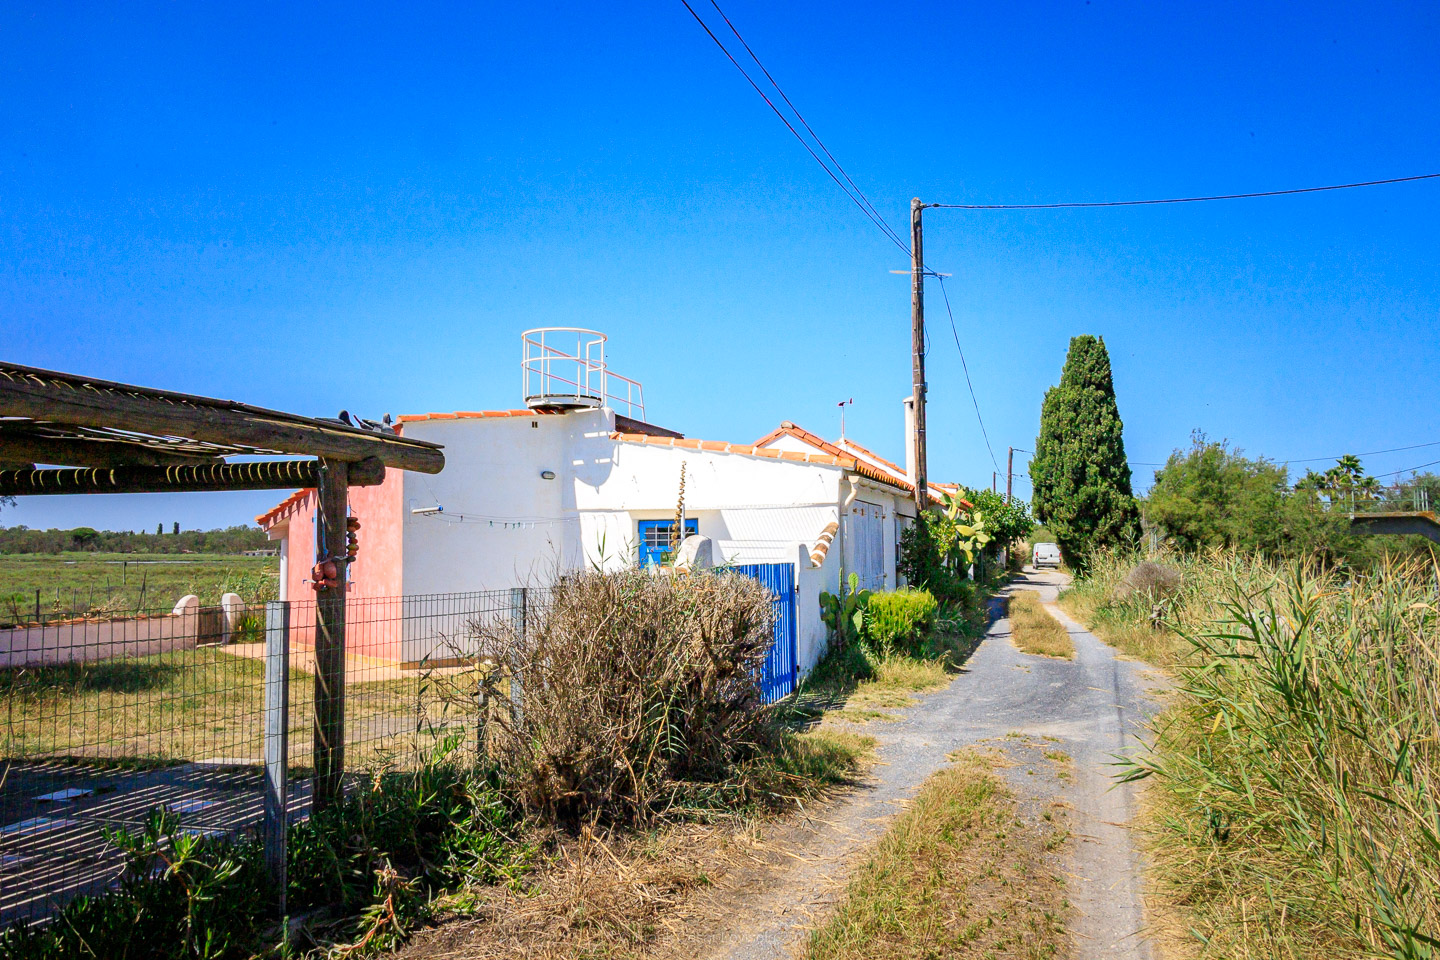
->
862, 588, 938, 655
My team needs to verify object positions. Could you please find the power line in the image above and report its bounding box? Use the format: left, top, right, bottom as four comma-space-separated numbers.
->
679, 0, 911, 256
936, 276, 999, 474
1128, 439, 1440, 470
1375, 458, 1440, 480
1284, 439, 1440, 465
703, 0, 908, 254
927, 172, 1440, 210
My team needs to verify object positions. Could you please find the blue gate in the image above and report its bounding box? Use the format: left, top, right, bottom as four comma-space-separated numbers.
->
734, 562, 797, 702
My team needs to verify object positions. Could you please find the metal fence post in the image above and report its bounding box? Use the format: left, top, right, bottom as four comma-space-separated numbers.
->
508, 587, 526, 726
263, 600, 290, 916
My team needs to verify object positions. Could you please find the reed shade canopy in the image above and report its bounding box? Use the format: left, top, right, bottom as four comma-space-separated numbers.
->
0, 360, 444, 494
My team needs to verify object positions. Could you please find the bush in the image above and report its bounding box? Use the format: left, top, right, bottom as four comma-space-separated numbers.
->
862, 588, 938, 655
897, 514, 973, 612
477, 568, 777, 827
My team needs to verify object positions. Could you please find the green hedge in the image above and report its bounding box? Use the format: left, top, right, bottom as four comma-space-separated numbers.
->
862, 588, 938, 655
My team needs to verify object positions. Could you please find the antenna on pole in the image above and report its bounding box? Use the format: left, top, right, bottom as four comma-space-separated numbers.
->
837, 398, 853, 439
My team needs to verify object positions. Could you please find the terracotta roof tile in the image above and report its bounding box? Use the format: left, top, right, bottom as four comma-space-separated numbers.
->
754, 421, 958, 500
256, 487, 314, 528
611, 431, 914, 494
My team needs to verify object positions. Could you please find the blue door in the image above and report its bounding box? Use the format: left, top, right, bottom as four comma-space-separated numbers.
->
734, 562, 797, 702
637, 518, 698, 567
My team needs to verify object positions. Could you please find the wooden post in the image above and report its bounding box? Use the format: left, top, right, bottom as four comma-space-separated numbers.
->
263, 600, 290, 914
313, 458, 348, 810
911, 198, 927, 511
1007, 446, 1014, 501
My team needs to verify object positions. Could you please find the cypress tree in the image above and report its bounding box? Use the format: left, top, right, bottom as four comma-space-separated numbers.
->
1030, 335, 1140, 569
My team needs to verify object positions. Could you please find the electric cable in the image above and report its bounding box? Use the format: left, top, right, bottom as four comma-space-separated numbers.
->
928, 173, 1440, 210
678, 0, 911, 257
936, 275, 999, 474
703, 0, 908, 253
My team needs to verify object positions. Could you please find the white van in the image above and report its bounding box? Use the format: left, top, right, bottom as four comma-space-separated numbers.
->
1032, 542, 1061, 568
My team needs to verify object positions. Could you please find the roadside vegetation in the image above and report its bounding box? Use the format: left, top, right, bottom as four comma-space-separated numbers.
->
1006, 590, 1073, 659
1062, 549, 1439, 958
804, 749, 1069, 960
1056, 550, 1192, 665
0, 744, 534, 960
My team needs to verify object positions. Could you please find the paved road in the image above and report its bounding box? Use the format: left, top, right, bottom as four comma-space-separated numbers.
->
714, 567, 1166, 960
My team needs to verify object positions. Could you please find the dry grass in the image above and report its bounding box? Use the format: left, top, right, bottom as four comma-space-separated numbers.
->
803, 749, 1069, 960
394, 725, 875, 960
1007, 591, 1074, 660
797, 636, 966, 725
398, 826, 719, 960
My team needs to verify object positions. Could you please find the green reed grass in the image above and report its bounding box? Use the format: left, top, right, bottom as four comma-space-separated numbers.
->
1123, 554, 1440, 959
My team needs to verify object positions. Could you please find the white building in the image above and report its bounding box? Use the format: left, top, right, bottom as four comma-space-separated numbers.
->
258, 330, 953, 677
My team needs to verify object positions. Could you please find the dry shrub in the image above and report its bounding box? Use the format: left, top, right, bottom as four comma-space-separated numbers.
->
1111, 559, 1182, 602
477, 568, 776, 827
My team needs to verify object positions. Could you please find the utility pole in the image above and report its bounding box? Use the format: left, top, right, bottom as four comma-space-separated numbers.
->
910, 198, 927, 511
1006, 447, 1014, 501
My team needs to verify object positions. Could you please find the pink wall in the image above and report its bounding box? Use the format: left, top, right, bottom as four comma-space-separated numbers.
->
266, 465, 406, 660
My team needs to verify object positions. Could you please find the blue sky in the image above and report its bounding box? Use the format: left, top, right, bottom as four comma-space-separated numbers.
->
4, 1, 1438, 531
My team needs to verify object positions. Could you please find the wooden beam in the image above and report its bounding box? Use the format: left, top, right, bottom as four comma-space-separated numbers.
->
0, 430, 219, 468
0, 363, 444, 474
0, 456, 385, 496
312, 458, 348, 810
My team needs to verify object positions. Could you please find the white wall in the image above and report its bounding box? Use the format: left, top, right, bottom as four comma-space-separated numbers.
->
394, 409, 919, 679
398, 409, 610, 593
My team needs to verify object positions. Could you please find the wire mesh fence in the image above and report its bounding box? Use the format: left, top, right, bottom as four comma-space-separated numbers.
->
0, 587, 538, 928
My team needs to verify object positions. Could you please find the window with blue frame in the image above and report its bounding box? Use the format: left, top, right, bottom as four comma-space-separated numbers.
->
637, 518, 698, 567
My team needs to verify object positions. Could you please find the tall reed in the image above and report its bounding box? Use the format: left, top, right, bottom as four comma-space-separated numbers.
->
1126, 555, 1440, 958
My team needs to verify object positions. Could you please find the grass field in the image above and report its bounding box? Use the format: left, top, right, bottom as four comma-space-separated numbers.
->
0, 553, 279, 622
0, 646, 478, 771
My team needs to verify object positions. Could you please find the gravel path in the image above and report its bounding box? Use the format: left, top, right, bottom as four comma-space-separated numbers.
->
701, 568, 1167, 960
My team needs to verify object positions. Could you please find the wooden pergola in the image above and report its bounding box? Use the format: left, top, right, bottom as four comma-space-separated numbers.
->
0, 360, 445, 810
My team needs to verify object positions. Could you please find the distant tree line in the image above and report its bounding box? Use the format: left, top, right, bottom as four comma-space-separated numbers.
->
0, 524, 270, 555
1144, 433, 1438, 564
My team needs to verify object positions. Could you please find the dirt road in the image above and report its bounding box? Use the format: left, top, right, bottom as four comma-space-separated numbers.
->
695, 567, 1166, 959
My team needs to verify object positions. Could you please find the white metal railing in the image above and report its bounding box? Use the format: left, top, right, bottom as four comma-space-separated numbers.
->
520, 328, 645, 420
